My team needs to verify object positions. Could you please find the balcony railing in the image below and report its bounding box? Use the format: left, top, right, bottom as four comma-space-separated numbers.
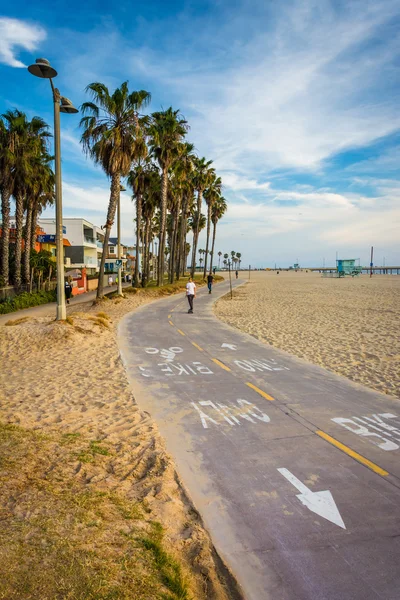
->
84, 236, 96, 245
84, 257, 97, 265
96, 240, 104, 248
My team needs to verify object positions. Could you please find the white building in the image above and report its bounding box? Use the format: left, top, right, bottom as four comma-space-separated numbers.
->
39, 218, 104, 275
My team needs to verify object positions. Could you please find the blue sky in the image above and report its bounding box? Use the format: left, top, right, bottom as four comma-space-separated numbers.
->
1, 0, 399, 267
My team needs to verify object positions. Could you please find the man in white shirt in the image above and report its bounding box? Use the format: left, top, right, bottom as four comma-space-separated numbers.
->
186, 277, 196, 313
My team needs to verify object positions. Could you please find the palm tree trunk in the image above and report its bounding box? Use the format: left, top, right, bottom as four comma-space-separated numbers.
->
203, 201, 212, 278
24, 201, 33, 284
97, 173, 120, 299
169, 198, 180, 284
31, 205, 39, 250
177, 195, 187, 279
134, 193, 142, 287
158, 166, 168, 286
210, 219, 217, 278
14, 191, 24, 287
0, 185, 12, 286
191, 190, 202, 277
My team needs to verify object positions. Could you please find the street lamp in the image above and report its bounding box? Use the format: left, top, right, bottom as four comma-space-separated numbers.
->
28, 58, 78, 320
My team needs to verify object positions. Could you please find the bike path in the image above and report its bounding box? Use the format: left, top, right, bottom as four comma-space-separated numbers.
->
118, 279, 400, 600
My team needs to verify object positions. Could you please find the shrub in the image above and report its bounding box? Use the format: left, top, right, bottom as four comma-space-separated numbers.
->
0, 290, 56, 314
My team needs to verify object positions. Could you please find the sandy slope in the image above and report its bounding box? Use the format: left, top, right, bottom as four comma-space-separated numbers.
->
215, 271, 400, 398
0, 288, 239, 600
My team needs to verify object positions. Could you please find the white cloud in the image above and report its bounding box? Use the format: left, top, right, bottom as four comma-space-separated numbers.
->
121, 0, 400, 173
222, 172, 271, 192
0, 17, 46, 68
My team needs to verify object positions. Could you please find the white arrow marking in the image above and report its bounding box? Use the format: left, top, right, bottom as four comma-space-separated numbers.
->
221, 343, 237, 350
277, 468, 346, 529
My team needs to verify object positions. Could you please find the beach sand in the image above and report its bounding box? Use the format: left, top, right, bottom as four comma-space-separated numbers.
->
215, 271, 400, 398
0, 286, 237, 600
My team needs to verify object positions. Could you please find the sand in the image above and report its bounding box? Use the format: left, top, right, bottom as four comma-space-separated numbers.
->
215, 271, 400, 398
0, 287, 239, 600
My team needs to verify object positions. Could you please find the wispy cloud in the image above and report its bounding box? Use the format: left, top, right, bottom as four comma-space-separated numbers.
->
0, 17, 46, 68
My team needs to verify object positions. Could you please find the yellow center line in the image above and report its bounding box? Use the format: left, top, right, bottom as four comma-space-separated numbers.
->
177, 329, 186, 336
245, 382, 275, 401
169, 320, 174, 326
212, 358, 231, 372
316, 430, 389, 477
191, 341, 204, 351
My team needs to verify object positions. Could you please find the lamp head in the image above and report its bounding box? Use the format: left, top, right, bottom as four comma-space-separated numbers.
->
60, 97, 79, 114
120, 185, 127, 192
28, 58, 57, 79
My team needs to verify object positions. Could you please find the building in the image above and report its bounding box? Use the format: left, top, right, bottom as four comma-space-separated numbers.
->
39, 218, 102, 275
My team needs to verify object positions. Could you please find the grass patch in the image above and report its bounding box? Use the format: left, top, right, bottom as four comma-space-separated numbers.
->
96, 312, 111, 320
4, 316, 31, 326
87, 315, 110, 328
76, 439, 112, 463
0, 422, 195, 600
140, 523, 191, 600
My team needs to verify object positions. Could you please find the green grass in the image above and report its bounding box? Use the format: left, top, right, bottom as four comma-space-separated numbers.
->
0, 289, 56, 314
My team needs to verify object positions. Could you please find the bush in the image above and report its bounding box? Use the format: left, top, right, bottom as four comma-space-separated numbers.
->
0, 289, 57, 314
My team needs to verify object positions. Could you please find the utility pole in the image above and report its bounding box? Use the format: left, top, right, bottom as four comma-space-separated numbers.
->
228, 260, 233, 299
249, 264, 251, 280
117, 192, 123, 296
370, 246, 373, 278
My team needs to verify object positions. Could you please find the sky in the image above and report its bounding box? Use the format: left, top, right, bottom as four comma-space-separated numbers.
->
0, 0, 399, 268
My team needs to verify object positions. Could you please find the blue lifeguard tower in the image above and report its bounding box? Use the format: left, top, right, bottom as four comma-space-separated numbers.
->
336, 258, 362, 277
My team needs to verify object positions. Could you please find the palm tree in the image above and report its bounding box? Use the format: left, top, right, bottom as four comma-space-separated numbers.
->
148, 108, 188, 285
224, 253, 229, 268
191, 157, 214, 277
80, 82, 151, 299
210, 197, 227, 277
170, 142, 195, 282
127, 151, 153, 288
218, 251, 222, 269
0, 114, 17, 285
188, 211, 206, 271
236, 252, 242, 270
8, 111, 51, 287
203, 173, 222, 276
24, 154, 54, 285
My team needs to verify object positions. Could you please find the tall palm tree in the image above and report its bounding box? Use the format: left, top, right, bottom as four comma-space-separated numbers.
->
127, 148, 153, 288
9, 111, 51, 286
210, 197, 227, 277
188, 211, 206, 272
80, 82, 151, 299
148, 108, 188, 285
0, 113, 17, 285
24, 154, 54, 285
218, 251, 222, 268
203, 173, 222, 277
191, 157, 214, 277
224, 253, 229, 268
236, 252, 242, 270
170, 142, 195, 282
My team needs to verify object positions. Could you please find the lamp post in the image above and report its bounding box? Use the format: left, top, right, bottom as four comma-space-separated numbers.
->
28, 58, 78, 320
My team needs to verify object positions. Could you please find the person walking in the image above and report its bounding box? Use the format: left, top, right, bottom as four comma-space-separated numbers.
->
65, 279, 73, 305
108, 275, 113, 287
235, 270, 238, 279
207, 273, 214, 294
186, 277, 196, 314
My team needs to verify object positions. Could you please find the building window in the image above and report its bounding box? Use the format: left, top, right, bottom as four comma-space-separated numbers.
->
109, 246, 115, 254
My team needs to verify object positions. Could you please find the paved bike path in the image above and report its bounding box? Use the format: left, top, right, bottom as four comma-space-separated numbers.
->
118, 280, 400, 600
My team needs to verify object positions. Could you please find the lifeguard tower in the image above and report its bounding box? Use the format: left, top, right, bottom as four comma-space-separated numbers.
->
336, 258, 362, 277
